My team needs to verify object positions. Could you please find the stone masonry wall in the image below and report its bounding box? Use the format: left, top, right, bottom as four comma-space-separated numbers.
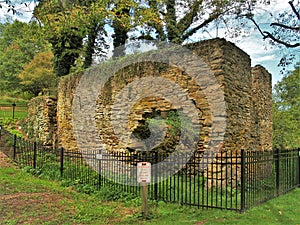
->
190, 39, 253, 153
251, 65, 273, 151
188, 39, 253, 187
22, 96, 57, 147
250, 65, 273, 180
95, 62, 212, 155
57, 72, 83, 152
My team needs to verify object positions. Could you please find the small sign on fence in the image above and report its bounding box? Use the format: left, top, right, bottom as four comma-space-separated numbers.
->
137, 162, 151, 183
96, 154, 102, 160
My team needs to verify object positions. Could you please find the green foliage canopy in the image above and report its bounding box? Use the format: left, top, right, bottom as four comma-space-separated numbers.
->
33, 0, 271, 74
34, 0, 159, 75
0, 20, 49, 95
18, 51, 56, 96
273, 63, 300, 148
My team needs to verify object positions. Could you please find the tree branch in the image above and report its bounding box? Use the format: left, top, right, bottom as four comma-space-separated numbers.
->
248, 15, 300, 48
177, 0, 203, 34
289, 0, 300, 20
263, 31, 300, 48
248, 15, 266, 37
271, 22, 300, 31
181, 12, 220, 42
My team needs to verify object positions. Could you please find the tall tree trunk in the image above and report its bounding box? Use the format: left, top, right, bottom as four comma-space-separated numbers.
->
112, 7, 130, 58
83, 21, 101, 68
49, 33, 83, 77
165, 0, 178, 43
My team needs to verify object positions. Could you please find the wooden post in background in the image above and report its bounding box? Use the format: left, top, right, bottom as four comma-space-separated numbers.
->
137, 162, 151, 218
141, 183, 149, 218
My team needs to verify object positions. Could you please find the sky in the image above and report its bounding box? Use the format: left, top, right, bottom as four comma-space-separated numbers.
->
232, 0, 299, 86
0, 0, 299, 87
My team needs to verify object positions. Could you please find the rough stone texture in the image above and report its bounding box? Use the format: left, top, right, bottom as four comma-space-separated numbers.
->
190, 38, 253, 153
251, 65, 273, 151
56, 72, 83, 151
189, 40, 273, 186
189, 39, 252, 187
249, 65, 273, 180
94, 63, 211, 155
22, 96, 57, 147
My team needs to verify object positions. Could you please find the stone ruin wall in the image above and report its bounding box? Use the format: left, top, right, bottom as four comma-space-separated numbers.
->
24, 38, 273, 186
22, 96, 57, 147
56, 72, 83, 152
56, 38, 272, 153
251, 65, 273, 151
249, 65, 273, 180
95, 62, 212, 155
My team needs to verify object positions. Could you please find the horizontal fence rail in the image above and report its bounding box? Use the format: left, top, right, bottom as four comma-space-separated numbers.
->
0, 128, 299, 212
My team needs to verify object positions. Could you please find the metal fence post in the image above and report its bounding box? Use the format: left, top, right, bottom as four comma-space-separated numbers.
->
240, 149, 246, 212
33, 142, 37, 169
60, 147, 64, 177
13, 134, 17, 160
12, 103, 16, 120
154, 151, 158, 201
275, 148, 280, 196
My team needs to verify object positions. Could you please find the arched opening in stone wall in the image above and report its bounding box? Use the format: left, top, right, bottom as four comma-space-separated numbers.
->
95, 61, 212, 168
128, 102, 181, 155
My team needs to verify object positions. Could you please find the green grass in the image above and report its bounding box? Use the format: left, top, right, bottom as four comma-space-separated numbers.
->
0, 163, 137, 225
0, 96, 28, 122
0, 159, 299, 225
0, 95, 29, 105
0, 106, 28, 119
0, 98, 28, 134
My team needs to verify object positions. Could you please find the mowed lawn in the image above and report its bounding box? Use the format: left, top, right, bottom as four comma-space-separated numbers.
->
0, 153, 299, 225
0, 105, 28, 120
0, 97, 28, 121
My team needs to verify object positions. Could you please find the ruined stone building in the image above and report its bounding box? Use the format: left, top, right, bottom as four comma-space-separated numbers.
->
23, 38, 273, 185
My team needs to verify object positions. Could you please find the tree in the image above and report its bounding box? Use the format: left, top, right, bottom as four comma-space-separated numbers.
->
34, 0, 272, 75
34, 0, 92, 76
245, 0, 299, 68
18, 51, 56, 96
0, 20, 49, 94
106, 0, 272, 59
34, 0, 157, 73
127, 0, 268, 44
273, 63, 300, 149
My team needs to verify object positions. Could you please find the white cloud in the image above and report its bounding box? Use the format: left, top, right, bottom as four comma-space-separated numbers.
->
253, 54, 277, 63
235, 37, 276, 57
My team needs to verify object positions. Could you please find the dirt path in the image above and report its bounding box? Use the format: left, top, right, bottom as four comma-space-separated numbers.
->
0, 151, 76, 224
0, 151, 13, 168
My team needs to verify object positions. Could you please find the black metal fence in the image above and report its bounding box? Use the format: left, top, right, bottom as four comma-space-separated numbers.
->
0, 129, 299, 212
0, 104, 28, 120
